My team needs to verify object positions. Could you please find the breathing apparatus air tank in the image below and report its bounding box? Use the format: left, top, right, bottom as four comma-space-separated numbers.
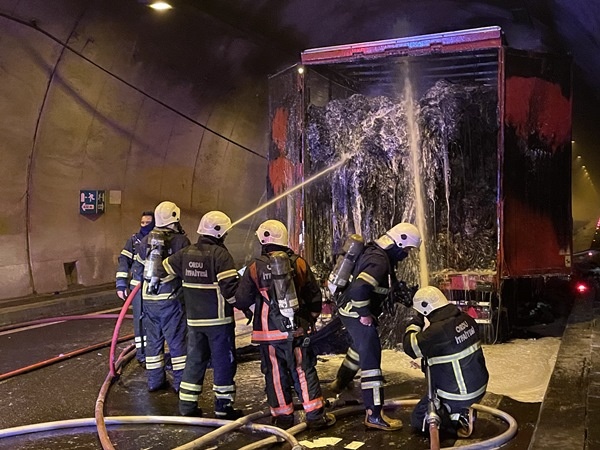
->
328, 234, 365, 289
270, 251, 299, 331
144, 229, 166, 295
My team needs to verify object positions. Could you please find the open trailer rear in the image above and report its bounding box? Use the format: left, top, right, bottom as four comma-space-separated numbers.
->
266, 26, 572, 342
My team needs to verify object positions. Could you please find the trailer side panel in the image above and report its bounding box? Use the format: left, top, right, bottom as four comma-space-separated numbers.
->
501, 49, 572, 277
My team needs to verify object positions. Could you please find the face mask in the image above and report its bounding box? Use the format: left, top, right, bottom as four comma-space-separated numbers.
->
174, 222, 185, 234
140, 222, 154, 236
388, 245, 408, 263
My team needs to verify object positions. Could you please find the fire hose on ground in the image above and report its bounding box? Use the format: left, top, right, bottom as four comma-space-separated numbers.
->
0, 285, 519, 450
0, 397, 518, 450
91, 285, 303, 450
235, 398, 518, 450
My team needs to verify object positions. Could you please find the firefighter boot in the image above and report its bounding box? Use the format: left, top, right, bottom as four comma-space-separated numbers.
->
147, 376, 167, 392
180, 406, 203, 417
307, 412, 337, 430
216, 405, 244, 420
180, 397, 203, 417
365, 408, 403, 431
215, 397, 243, 420
330, 353, 359, 395
271, 414, 295, 429
457, 408, 476, 438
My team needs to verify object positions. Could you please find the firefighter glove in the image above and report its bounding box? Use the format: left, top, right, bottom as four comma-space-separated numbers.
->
243, 309, 253, 325
409, 312, 426, 329
390, 280, 418, 307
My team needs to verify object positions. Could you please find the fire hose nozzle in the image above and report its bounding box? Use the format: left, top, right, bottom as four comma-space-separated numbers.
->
426, 411, 441, 426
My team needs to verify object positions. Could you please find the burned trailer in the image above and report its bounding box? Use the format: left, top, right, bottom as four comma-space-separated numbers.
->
266, 26, 572, 343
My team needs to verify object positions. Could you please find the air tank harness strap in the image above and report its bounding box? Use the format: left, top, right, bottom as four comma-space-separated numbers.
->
250, 258, 296, 369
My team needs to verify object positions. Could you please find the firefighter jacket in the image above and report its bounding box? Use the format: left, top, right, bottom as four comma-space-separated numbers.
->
132, 228, 191, 301
163, 236, 240, 327
337, 243, 392, 319
403, 304, 489, 403
235, 244, 322, 344
115, 231, 145, 291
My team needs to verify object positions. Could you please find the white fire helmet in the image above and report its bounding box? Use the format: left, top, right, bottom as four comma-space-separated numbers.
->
376, 222, 422, 250
154, 201, 181, 227
412, 286, 449, 316
197, 211, 232, 239
256, 220, 288, 246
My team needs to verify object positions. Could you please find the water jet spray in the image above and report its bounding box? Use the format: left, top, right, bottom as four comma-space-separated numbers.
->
227, 156, 349, 233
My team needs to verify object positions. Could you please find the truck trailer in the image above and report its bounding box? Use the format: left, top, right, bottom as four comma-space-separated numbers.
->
266, 26, 572, 343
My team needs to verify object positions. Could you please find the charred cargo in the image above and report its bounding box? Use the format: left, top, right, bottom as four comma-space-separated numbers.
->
266, 26, 572, 343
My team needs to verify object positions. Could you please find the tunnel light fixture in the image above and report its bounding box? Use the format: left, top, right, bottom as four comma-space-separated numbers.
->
149, 1, 173, 10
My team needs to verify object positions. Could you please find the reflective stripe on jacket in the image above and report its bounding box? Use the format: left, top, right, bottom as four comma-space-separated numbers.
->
163, 236, 239, 327
131, 228, 190, 301
235, 245, 322, 343
337, 243, 390, 318
403, 304, 489, 402
116, 232, 144, 290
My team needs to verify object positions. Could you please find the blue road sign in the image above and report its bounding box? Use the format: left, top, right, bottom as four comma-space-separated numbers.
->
80, 190, 106, 215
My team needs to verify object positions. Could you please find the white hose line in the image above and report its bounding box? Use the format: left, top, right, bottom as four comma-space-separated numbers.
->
238, 421, 308, 450
449, 403, 518, 450
0, 415, 302, 449
0, 400, 517, 450
385, 399, 519, 450
172, 410, 268, 450
239, 398, 518, 450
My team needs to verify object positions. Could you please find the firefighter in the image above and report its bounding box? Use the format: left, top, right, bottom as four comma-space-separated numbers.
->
235, 219, 335, 430
132, 201, 190, 392
163, 211, 243, 419
115, 210, 154, 364
403, 286, 489, 438
330, 222, 422, 431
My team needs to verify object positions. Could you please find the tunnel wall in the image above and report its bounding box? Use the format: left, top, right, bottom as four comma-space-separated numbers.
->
0, 0, 273, 298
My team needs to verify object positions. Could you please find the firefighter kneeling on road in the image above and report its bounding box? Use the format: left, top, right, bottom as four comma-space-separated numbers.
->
235, 220, 335, 430
403, 286, 489, 438
330, 223, 421, 431
163, 211, 243, 420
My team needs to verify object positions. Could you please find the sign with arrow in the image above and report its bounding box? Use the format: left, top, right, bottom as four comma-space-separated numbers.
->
80, 190, 106, 215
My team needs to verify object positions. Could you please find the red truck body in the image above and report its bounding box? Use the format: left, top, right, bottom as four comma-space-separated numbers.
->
266, 27, 572, 339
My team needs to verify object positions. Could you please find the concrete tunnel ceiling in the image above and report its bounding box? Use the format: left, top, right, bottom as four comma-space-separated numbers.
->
0, 0, 598, 299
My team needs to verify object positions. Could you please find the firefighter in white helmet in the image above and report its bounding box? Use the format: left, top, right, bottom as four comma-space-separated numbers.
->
163, 210, 243, 419
132, 201, 190, 392
235, 219, 335, 430
403, 286, 489, 438
330, 222, 422, 431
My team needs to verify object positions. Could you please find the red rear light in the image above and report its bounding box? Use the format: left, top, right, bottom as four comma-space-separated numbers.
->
576, 282, 589, 294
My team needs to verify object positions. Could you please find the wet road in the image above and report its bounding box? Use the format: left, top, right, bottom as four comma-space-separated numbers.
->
0, 311, 540, 449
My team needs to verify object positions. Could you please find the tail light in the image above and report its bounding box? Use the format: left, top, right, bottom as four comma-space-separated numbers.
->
575, 281, 589, 294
